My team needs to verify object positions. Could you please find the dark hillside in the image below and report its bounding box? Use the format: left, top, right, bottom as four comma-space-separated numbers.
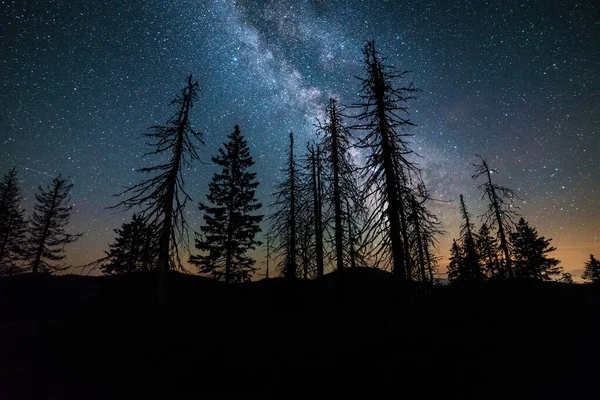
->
1, 269, 599, 398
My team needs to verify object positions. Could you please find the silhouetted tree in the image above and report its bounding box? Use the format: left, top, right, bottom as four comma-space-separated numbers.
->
111, 76, 203, 305
511, 218, 561, 281
407, 187, 442, 284
270, 132, 298, 279
472, 155, 519, 278
307, 143, 325, 278
0, 168, 26, 275
458, 194, 484, 281
320, 98, 349, 274
476, 223, 500, 279
100, 214, 158, 275
23, 174, 81, 274
559, 272, 573, 284
581, 254, 600, 284
191, 125, 263, 283
353, 40, 420, 282
447, 239, 462, 283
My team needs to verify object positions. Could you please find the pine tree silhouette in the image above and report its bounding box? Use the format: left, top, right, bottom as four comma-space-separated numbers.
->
511, 218, 561, 281
24, 174, 81, 274
582, 254, 600, 284
476, 223, 501, 279
190, 125, 263, 283
447, 239, 462, 283
101, 214, 158, 275
0, 167, 27, 275
458, 194, 483, 281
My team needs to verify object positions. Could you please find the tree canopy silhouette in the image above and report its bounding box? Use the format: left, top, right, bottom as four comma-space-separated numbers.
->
23, 174, 81, 274
190, 125, 263, 283
101, 214, 158, 275
511, 217, 561, 281
582, 254, 600, 284
0, 167, 26, 276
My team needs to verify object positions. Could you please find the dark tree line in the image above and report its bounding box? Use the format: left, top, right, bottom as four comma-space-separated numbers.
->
267, 40, 441, 286
4, 40, 591, 295
447, 156, 564, 283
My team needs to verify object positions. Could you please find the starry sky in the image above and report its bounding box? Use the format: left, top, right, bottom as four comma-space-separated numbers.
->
1, 0, 598, 279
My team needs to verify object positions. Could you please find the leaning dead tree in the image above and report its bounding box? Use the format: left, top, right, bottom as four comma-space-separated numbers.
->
353, 40, 421, 283
111, 75, 204, 306
472, 155, 519, 279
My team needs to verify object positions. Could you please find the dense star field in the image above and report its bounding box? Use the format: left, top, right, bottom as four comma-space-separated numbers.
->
1, 0, 598, 277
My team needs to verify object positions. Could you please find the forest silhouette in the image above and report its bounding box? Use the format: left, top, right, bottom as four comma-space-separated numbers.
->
1, 41, 599, 398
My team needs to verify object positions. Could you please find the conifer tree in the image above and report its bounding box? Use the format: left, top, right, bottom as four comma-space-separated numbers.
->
458, 194, 483, 281
307, 143, 325, 278
269, 132, 298, 279
472, 155, 519, 278
112, 76, 203, 305
582, 254, 600, 284
101, 214, 158, 275
23, 174, 81, 274
510, 218, 561, 281
447, 239, 462, 283
0, 168, 27, 275
353, 40, 420, 282
407, 191, 442, 283
191, 125, 263, 283
476, 223, 500, 279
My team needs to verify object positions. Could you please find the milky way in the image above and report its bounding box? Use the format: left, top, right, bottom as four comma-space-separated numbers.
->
1, 0, 598, 278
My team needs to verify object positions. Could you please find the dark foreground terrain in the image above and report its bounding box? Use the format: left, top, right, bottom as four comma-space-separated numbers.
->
1, 268, 599, 398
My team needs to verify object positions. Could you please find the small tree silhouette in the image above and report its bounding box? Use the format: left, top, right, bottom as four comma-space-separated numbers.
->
582, 254, 600, 284
101, 214, 158, 275
24, 174, 81, 274
0, 167, 27, 275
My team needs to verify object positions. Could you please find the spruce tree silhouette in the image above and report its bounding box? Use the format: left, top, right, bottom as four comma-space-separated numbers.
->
24, 174, 81, 274
582, 254, 600, 284
190, 125, 263, 283
511, 218, 561, 281
458, 194, 483, 281
111, 75, 204, 307
0, 167, 27, 276
476, 223, 500, 279
447, 239, 463, 283
101, 214, 158, 275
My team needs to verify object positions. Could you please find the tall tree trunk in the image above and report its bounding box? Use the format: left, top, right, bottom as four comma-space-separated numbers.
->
311, 146, 324, 278
32, 189, 59, 274
347, 200, 356, 270
374, 67, 406, 281
486, 168, 513, 278
330, 103, 344, 275
157, 81, 191, 306
412, 197, 427, 283
287, 133, 297, 279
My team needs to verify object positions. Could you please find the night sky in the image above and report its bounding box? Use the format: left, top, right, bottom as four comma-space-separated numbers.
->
1, 0, 598, 279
